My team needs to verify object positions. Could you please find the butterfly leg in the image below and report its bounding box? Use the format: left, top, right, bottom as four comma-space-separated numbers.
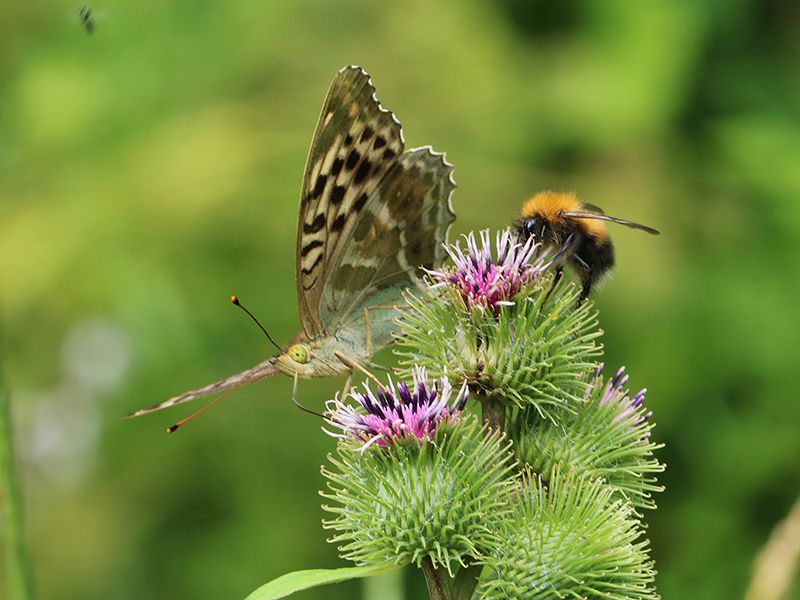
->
290, 373, 325, 418
339, 373, 353, 400
334, 351, 384, 388
363, 304, 414, 356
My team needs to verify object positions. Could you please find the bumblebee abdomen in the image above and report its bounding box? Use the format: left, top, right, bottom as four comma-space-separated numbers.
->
571, 235, 615, 279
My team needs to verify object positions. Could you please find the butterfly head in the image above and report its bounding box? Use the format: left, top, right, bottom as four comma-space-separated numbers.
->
273, 332, 347, 378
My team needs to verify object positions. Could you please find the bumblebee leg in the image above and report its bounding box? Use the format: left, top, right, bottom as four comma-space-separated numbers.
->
577, 275, 594, 306
542, 267, 564, 306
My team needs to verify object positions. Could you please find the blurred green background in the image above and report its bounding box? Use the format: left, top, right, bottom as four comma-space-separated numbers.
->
1, 0, 799, 598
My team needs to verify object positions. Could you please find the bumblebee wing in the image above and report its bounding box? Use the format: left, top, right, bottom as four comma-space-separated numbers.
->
581, 202, 606, 214
562, 211, 660, 235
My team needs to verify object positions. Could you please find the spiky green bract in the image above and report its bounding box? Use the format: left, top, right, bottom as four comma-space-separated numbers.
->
510, 366, 665, 510
480, 469, 658, 600
321, 416, 515, 576
397, 273, 603, 422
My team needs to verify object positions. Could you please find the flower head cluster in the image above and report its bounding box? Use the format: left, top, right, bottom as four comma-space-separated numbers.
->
426, 229, 547, 313
324, 367, 469, 450
588, 363, 653, 432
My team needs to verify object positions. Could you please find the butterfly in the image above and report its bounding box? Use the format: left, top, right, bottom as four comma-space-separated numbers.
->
127, 65, 456, 419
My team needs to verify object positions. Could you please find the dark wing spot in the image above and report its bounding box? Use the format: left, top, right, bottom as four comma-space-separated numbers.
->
302, 276, 319, 291
303, 213, 326, 234
300, 239, 323, 257
354, 192, 368, 212
311, 174, 327, 199
331, 213, 346, 231
301, 254, 323, 275
331, 157, 344, 176
345, 149, 361, 170
345, 134, 354, 146
373, 136, 386, 149
383, 149, 396, 162
354, 160, 371, 184
331, 185, 345, 204
360, 126, 374, 142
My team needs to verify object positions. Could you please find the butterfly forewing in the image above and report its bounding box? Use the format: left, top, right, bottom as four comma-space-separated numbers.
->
319, 146, 456, 349
297, 66, 405, 339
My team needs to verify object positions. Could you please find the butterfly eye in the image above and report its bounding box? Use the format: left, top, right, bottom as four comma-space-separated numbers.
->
288, 344, 310, 364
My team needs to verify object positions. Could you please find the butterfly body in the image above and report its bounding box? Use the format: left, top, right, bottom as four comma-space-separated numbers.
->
127, 66, 455, 419
274, 330, 365, 379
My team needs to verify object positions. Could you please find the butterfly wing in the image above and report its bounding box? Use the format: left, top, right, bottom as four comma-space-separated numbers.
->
123, 357, 280, 418
319, 146, 456, 350
297, 66, 405, 339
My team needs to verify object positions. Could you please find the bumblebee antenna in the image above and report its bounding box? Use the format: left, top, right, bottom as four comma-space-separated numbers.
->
166, 383, 242, 433
231, 295, 281, 352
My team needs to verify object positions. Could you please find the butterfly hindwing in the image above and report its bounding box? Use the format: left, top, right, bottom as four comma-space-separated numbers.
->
319, 146, 456, 349
297, 66, 405, 338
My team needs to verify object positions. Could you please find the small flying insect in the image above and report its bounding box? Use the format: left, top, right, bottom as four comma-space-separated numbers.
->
515, 191, 659, 304
78, 4, 94, 34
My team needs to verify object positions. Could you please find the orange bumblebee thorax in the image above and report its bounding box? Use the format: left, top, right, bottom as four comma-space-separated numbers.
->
520, 191, 608, 242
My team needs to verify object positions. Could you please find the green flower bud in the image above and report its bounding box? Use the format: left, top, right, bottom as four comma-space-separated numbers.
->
511, 364, 665, 510
480, 468, 658, 599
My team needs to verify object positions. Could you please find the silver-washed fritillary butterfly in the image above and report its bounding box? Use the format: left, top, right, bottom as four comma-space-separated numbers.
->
127, 65, 456, 419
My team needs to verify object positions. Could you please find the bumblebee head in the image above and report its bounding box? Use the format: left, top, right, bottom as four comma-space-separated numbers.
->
515, 215, 546, 243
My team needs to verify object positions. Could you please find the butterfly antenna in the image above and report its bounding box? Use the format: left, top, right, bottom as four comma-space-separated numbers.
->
166, 383, 242, 433
231, 295, 281, 352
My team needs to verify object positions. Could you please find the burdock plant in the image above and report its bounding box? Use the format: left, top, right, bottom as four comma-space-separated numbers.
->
245, 229, 664, 600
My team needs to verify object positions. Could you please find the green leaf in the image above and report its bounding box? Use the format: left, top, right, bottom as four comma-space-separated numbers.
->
244, 564, 400, 600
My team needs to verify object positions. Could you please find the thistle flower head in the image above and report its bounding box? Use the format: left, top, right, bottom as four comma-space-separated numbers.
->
426, 229, 546, 313
322, 416, 515, 573
324, 367, 468, 450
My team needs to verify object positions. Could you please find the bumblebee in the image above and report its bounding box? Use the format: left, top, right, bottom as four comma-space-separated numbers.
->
515, 191, 659, 304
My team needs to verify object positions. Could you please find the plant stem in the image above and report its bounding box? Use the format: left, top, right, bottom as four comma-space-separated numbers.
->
0, 358, 34, 600
421, 557, 451, 600
479, 393, 505, 433
452, 562, 482, 599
